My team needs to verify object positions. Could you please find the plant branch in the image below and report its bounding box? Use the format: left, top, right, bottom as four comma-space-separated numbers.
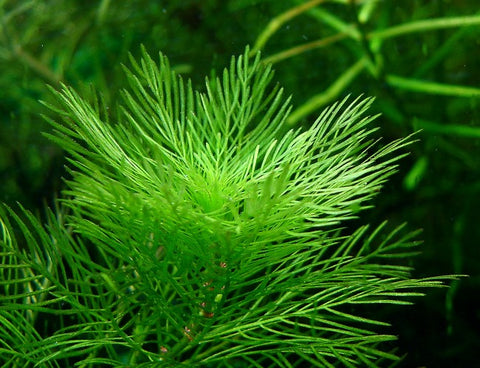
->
368, 15, 480, 41
261, 32, 349, 64
386, 74, 480, 97
250, 0, 329, 55
287, 57, 367, 125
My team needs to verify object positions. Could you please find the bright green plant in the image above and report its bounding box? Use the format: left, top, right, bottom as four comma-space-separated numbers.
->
0, 47, 452, 367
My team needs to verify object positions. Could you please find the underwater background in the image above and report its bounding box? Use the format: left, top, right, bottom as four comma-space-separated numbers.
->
1, 1, 478, 366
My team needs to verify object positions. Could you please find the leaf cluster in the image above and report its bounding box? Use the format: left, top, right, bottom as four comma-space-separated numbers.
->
0, 47, 454, 367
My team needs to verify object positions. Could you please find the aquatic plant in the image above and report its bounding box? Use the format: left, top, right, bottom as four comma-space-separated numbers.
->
0, 47, 452, 367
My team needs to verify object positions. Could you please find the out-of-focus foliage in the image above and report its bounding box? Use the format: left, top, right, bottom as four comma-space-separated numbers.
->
1, 1, 478, 367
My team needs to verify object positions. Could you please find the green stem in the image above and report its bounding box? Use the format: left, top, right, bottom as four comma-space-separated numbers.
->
413, 118, 480, 139
261, 32, 349, 64
369, 15, 480, 41
386, 75, 480, 97
96, 0, 111, 25
287, 57, 367, 125
304, 4, 360, 39
250, 0, 328, 56
12, 45, 61, 86
413, 25, 472, 78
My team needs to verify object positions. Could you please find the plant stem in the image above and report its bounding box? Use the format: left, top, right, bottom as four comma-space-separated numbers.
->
250, 0, 328, 55
12, 45, 61, 86
262, 32, 349, 64
287, 57, 367, 125
386, 74, 480, 97
413, 118, 480, 139
369, 15, 480, 41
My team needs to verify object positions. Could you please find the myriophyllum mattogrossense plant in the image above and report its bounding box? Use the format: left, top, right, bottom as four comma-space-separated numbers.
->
0, 47, 451, 367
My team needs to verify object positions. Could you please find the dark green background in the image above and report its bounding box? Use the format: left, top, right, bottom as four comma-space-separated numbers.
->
1, 1, 478, 366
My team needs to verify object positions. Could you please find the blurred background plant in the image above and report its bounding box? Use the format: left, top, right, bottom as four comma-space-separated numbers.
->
0, 0, 478, 366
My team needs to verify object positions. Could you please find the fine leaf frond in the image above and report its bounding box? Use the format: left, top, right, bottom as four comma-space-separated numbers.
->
0, 47, 456, 367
